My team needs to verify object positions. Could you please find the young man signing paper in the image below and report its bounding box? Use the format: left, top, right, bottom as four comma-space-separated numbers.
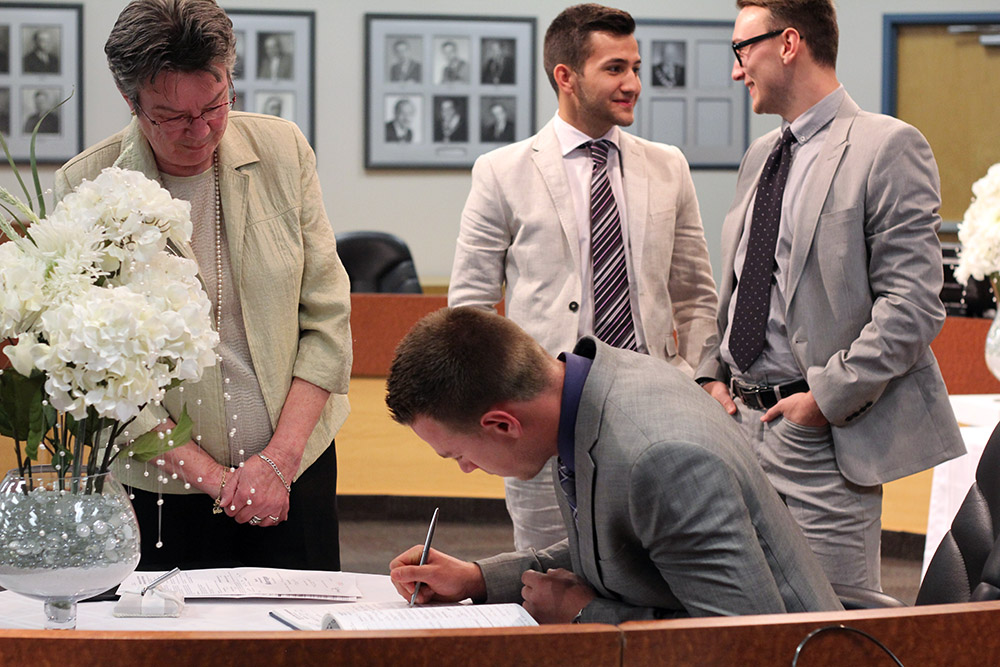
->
386, 308, 841, 624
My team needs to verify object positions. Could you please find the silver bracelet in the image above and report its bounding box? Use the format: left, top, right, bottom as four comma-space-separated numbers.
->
257, 453, 291, 494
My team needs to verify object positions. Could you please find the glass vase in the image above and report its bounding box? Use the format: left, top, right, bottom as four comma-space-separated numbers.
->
0, 466, 140, 629
988, 275, 1000, 382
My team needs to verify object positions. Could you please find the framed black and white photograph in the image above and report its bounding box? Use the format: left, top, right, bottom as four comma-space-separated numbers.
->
634, 20, 749, 168
384, 94, 421, 144
227, 10, 314, 145
479, 95, 516, 143
0, 3, 82, 162
255, 91, 294, 120
233, 30, 246, 80
480, 37, 516, 85
365, 13, 536, 169
0, 25, 10, 75
386, 36, 423, 83
434, 37, 470, 84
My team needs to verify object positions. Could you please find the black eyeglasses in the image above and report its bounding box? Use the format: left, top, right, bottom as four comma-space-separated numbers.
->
135, 81, 235, 130
731, 28, 787, 66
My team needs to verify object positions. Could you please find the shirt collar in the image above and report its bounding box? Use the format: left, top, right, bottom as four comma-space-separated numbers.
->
784, 85, 844, 145
553, 112, 620, 158
556, 351, 593, 472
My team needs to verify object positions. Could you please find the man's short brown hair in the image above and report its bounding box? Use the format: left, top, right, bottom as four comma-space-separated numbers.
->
386, 307, 550, 430
543, 3, 635, 92
736, 0, 838, 69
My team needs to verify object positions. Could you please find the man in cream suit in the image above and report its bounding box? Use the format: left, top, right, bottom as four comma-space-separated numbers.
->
450, 4, 717, 552
698, 0, 964, 589
386, 308, 841, 623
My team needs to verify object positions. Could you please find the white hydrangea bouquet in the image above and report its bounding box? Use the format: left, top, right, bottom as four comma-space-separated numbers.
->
954, 162, 1000, 291
0, 164, 219, 483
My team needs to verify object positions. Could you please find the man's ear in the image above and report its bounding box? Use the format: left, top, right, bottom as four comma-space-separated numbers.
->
480, 409, 523, 439
779, 27, 804, 64
552, 63, 576, 97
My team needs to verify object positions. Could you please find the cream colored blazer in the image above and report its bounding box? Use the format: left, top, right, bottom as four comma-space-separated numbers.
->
55, 112, 352, 491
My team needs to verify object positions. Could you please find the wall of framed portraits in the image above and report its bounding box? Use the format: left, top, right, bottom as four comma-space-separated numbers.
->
1, 0, 998, 286
228, 10, 315, 145
365, 14, 536, 169
0, 3, 82, 162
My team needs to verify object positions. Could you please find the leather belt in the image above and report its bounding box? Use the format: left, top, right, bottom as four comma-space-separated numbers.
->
730, 378, 809, 410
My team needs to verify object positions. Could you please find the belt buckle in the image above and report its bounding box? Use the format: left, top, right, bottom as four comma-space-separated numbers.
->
732, 379, 766, 410
744, 389, 766, 410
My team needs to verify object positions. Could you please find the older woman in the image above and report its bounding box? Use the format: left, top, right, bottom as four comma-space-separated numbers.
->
55, 0, 351, 571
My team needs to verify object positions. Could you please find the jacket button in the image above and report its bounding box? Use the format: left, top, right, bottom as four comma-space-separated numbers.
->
569, 301, 579, 312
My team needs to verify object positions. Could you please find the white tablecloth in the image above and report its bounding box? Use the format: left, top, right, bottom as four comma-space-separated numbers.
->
0, 571, 400, 631
922, 394, 1000, 577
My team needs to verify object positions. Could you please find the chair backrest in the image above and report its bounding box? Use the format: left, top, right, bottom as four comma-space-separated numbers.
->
971, 533, 1000, 602
916, 419, 1000, 605
335, 231, 422, 294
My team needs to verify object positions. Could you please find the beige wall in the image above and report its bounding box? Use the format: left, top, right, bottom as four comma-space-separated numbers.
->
1, 0, 998, 285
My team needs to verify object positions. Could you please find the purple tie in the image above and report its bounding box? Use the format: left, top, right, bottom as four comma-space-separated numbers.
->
729, 127, 797, 373
588, 140, 637, 351
557, 458, 578, 526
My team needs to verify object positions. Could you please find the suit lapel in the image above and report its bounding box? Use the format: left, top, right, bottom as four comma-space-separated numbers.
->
572, 342, 615, 598
215, 121, 258, 293
532, 122, 582, 270
720, 180, 755, 293
574, 444, 611, 597
620, 133, 648, 279
785, 96, 858, 301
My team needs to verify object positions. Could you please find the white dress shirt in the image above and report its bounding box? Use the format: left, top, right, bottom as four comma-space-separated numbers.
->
552, 114, 648, 352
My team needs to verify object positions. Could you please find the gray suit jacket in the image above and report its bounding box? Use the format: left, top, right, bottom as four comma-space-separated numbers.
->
697, 92, 964, 486
478, 338, 842, 623
450, 118, 718, 375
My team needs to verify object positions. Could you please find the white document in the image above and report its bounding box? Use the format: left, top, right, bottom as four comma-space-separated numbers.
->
117, 568, 362, 601
270, 601, 537, 630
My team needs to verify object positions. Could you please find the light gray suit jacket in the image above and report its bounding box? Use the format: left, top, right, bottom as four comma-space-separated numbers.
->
478, 338, 842, 623
450, 118, 718, 375
697, 93, 964, 486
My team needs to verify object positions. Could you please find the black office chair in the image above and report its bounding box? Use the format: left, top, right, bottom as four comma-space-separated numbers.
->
915, 418, 1000, 605
835, 419, 1000, 608
335, 231, 422, 294
970, 533, 1000, 601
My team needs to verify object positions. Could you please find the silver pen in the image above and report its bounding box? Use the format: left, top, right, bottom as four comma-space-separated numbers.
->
140, 567, 181, 596
409, 507, 440, 607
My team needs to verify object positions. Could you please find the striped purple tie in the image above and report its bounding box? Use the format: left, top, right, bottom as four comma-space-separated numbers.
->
588, 140, 637, 351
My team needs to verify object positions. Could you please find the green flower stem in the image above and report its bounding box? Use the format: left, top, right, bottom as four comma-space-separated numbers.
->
13, 438, 30, 493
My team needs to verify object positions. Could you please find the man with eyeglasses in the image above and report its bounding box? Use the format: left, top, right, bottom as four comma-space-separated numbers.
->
697, 0, 964, 590
53, 0, 352, 573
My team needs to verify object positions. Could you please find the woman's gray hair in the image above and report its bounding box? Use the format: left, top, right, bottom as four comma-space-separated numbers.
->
105, 0, 236, 105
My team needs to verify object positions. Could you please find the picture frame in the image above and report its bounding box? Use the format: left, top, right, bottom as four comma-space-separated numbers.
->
633, 20, 749, 169
226, 9, 315, 146
365, 13, 536, 169
0, 3, 82, 163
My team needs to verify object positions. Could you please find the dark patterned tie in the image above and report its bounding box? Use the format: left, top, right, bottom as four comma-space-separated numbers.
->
729, 127, 797, 373
588, 139, 637, 351
557, 458, 578, 526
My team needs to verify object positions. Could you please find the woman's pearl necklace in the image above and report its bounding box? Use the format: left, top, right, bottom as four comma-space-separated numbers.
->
213, 151, 222, 335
